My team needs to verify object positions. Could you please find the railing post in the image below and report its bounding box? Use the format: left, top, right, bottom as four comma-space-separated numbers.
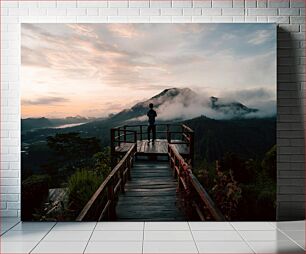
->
166, 124, 170, 143
107, 180, 117, 220
168, 146, 172, 168
127, 154, 131, 180
181, 125, 184, 141
184, 169, 193, 218
177, 163, 180, 190
110, 128, 116, 169
124, 125, 127, 143
118, 128, 121, 147
140, 125, 143, 140
120, 162, 125, 193
190, 132, 194, 168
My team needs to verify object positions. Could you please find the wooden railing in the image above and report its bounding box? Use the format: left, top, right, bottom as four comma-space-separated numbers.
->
111, 127, 137, 147
76, 143, 137, 221
111, 124, 194, 165
168, 144, 225, 221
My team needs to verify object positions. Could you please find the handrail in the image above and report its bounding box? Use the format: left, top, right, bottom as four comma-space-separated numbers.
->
168, 144, 225, 221
182, 124, 194, 133
111, 124, 194, 165
76, 143, 137, 221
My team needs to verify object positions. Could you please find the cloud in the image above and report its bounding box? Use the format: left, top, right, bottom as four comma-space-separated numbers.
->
156, 93, 275, 121
22, 24, 276, 91
107, 24, 143, 38
21, 46, 51, 68
21, 24, 276, 118
130, 87, 275, 123
247, 30, 273, 45
221, 88, 274, 103
22, 96, 69, 105
66, 24, 98, 39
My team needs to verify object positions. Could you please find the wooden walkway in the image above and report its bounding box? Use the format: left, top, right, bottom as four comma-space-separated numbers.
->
115, 139, 189, 155
77, 124, 224, 222
116, 160, 185, 221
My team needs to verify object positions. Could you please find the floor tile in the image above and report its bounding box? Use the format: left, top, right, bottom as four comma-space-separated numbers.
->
0, 241, 37, 253
143, 241, 198, 253
90, 230, 143, 241
11, 222, 55, 231
231, 222, 276, 231
239, 230, 291, 241
0, 220, 21, 235
32, 241, 87, 253
0, 230, 47, 242
189, 222, 234, 231
52, 222, 96, 231
144, 230, 193, 241
282, 230, 305, 249
248, 240, 304, 253
196, 241, 254, 253
85, 241, 143, 253
95, 222, 144, 231
0, 218, 21, 224
42, 230, 92, 242
276, 221, 305, 231
192, 230, 243, 241
145, 222, 189, 230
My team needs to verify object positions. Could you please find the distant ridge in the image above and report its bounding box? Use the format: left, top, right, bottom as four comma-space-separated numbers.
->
22, 116, 89, 131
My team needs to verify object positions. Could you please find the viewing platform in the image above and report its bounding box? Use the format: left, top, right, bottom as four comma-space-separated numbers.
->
76, 124, 224, 222
111, 124, 193, 162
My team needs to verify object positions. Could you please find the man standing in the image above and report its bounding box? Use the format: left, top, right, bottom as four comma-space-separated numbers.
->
147, 103, 157, 143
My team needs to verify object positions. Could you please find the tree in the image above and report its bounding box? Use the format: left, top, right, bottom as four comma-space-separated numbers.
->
261, 145, 276, 180
211, 162, 242, 220
47, 132, 101, 162
92, 147, 111, 178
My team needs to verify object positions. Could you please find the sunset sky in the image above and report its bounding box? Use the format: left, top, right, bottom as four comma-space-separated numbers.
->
21, 23, 276, 118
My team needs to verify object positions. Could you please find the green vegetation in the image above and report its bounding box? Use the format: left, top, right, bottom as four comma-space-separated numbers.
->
185, 116, 276, 162
21, 132, 111, 221
195, 145, 276, 220
21, 114, 276, 221
67, 170, 103, 212
47, 132, 101, 161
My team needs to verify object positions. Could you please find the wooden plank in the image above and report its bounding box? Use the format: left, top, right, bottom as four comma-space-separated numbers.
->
117, 139, 188, 156
116, 161, 185, 221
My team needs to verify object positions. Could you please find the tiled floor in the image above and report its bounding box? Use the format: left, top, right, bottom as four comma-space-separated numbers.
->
0, 219, 304, 253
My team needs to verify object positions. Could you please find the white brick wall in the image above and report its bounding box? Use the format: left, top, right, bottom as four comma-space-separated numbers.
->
0, 0, 305, 220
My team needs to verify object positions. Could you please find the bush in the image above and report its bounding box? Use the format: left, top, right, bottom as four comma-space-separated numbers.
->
67, 170, 103, 212
92, 147, 111, 178
211, 164, 242, 220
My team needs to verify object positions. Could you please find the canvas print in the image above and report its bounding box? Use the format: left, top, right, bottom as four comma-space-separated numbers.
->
21, 24, 276, 221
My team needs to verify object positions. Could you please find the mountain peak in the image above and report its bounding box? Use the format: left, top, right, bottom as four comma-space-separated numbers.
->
210, 96, 258, 117
151, 87, 193, 100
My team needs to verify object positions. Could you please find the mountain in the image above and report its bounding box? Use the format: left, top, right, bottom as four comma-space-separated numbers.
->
183, 115, 276, 162
210, 96, 258, 117
110, 88, 195, 123
22, 88, 262, 134
22, 116, 89, 132
111, 87, 259, 123
22, 117, 55, 131
21, 87, 274, 150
